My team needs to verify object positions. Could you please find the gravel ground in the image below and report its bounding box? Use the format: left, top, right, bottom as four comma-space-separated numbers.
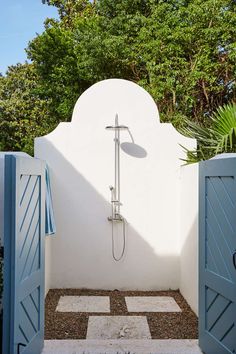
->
45, 289, 198, 340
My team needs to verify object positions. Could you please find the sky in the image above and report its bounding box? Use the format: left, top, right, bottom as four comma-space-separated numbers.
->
0, 1, 59, 75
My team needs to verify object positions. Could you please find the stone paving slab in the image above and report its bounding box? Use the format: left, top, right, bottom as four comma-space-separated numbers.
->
86, 316, 151, 340
42, 339, 203, 354
56, 296, 110, 313
125, 296, 182, 312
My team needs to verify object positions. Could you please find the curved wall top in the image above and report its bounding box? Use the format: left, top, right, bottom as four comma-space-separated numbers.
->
71, 78, 160, 125
35, 79, 196, 291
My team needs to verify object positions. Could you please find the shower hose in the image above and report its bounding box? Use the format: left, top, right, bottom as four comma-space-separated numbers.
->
111, 218, 126, 261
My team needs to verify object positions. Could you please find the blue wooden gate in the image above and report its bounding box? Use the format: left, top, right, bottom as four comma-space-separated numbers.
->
199, 157, 236, 354
3, 155, 45, 354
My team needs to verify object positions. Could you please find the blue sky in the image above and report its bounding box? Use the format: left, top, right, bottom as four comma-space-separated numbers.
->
0, 1, 58, 75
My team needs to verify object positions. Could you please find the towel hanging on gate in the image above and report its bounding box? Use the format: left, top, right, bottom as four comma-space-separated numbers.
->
45, 165, 56, 235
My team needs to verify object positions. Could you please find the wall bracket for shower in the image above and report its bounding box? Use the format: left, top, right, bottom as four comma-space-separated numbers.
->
106, 114, 128, 261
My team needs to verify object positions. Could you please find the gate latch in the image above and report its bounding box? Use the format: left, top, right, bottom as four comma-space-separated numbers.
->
233, 251, 236, 270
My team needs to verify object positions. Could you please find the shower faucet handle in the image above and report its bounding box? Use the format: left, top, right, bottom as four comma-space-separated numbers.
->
109, 185, 114, 191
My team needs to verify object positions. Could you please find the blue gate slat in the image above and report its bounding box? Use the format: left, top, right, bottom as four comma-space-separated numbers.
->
19, 198, 40, 255
20, 219, 39, 279
208, 177, 235, 226
19, 197, 39, 258
206, 242, 219, 274
21, 300, 37, 334
2, 155, 45, 354
221, 324, 235, 353
19, 302, 37, 343
205, 190, 235, 262
199, 158, 236, 354
22, 294, 39, 331
20, 175, 38, 210
30, 287, 39, 313
206, 222, 231, 280
218, 176, 235, 207
206, 295, 230, 330
19, 325, 28, 344
206, 180, 235, 240
21, 333, 43, 354
29, 242, 40, 276
206, 194, 234, 247
19, 178, 39, 234
20, 175, 31, 204
2, 156, 16, 354
18, 181, 39, 242
205, 271, 235, 299
21, 222, 40, 281
205, 193, 234, 252
206, 214, 234, 277
206, 287, 218, 311
202, 334, 232, 354
209, 302, 234, 341
19, 271, 41, 300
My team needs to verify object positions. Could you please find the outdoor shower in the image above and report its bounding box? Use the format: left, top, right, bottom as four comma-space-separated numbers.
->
106, 114, 128, 261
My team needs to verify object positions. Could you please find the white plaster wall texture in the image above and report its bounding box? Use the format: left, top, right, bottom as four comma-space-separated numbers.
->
179, 163, 199, 314
35, 79, 197, 292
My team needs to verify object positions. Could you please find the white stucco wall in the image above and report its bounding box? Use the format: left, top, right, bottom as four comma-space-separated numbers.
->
35, 79, 197, 292
179, 163, 199, 314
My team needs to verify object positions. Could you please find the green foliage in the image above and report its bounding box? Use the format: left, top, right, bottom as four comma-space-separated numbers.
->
1, 0, 236, 153
212, 103, 236, 151
28, 0, 236, 125
180, 144, 206, 165
180, 102, 236, 163
0, 64, 54, 155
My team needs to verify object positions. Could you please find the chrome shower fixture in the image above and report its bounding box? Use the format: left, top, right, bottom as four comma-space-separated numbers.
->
106, 114, 128, 261
105, 114, 129, 221
105, 125, 129, 131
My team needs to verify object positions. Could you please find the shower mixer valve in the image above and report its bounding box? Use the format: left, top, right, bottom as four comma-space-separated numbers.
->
108, 185, 123, 221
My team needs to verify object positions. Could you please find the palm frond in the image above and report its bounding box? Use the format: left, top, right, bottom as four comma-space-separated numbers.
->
180, 102, 236, 163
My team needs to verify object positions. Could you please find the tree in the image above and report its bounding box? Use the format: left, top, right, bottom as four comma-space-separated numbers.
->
1, 0, 236, 153
27, 0, 236, 127
0, 64, 53, 155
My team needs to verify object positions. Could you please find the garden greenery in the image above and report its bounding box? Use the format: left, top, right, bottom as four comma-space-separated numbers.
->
181, 102, 236, 163
0, 0, 236, 156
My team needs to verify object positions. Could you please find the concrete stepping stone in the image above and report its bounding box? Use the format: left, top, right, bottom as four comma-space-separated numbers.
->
86, 316, 151, 339
42, 339, 203, 354
56, 296, 110, 312
125, 296, 181, 312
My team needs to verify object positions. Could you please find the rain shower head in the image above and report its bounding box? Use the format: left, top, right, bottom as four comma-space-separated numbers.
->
105, 125, 129, 131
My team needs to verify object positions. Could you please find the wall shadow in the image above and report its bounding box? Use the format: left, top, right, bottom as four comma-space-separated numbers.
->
180, 216, 198, 315
39, 140, 180, 291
